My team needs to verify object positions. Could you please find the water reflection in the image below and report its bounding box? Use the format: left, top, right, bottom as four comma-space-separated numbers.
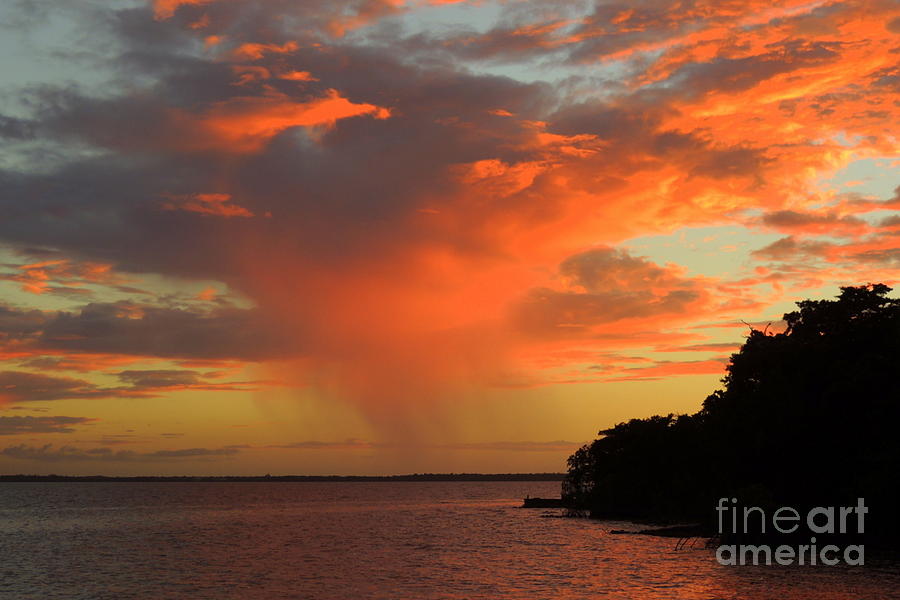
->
0, 482, 897, 599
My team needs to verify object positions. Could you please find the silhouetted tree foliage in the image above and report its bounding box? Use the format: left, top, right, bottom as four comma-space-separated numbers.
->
563, 284, 900, 543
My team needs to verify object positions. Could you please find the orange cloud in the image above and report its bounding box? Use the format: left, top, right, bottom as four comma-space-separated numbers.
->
604, 358, 731, 382
2, 259, 124, 296
231, 65, 271, 86
280, 70, 318, 82
175, 90, 391, 152
153, 0, 212, 20
162, 193, 254, 217
196, 287, 218, 301
232, 41, 298, 61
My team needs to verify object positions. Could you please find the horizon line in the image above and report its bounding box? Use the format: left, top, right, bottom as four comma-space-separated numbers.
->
0, 472, 566, 481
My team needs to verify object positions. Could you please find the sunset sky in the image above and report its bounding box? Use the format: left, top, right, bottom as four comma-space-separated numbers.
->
0, 0, 898, 475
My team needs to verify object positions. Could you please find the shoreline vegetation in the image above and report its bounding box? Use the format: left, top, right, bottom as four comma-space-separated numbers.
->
0, 473, 565, 483
560, 284, 900, 548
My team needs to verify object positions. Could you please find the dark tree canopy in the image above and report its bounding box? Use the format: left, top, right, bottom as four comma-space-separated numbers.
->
563, 284, 900, 543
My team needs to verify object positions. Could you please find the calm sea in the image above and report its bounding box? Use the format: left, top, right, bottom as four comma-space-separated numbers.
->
1, 481, 899, 599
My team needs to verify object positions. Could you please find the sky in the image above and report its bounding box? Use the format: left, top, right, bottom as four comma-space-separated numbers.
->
0, 0, 898, 475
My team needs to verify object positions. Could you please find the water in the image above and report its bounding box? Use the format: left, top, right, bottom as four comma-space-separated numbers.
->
1, 481, 899, 599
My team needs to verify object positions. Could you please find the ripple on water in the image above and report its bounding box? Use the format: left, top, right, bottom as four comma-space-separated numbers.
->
1, 482, 899, 599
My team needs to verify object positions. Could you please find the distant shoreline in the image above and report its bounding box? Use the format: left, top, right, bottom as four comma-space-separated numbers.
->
0, 473, 565, 483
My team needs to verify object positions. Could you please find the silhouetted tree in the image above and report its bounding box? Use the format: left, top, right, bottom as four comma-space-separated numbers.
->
564, 284, 900, 543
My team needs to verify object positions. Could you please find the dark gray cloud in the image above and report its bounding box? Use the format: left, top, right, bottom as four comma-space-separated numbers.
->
0, 115, 36, 140
117, 370, 201, 387
40, 302, 296, 360
397, 0, 703, 65
762, 210, 865, 230
651, 40, 845, 100
0, 300, 295, 361
514, 247, 705, 337
752, 234, 900, 266
0, 304, 45, 338
888, 15, 900, 34
0, 443, 241, 462
0, 40, 554, 283
848, 247, 900, 265
751, 236, 833, 260
559, 246, 673, 292
752, 236, 834, 260
0, 415, 95, 435
879, 215, 900, 228
0, 365, 254, 404
514, 287, 701, 336
0, 371, 118, 402
547, 103, 771, 181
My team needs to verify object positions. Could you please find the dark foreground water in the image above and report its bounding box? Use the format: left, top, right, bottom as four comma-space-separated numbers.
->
1, 481, 899, 599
